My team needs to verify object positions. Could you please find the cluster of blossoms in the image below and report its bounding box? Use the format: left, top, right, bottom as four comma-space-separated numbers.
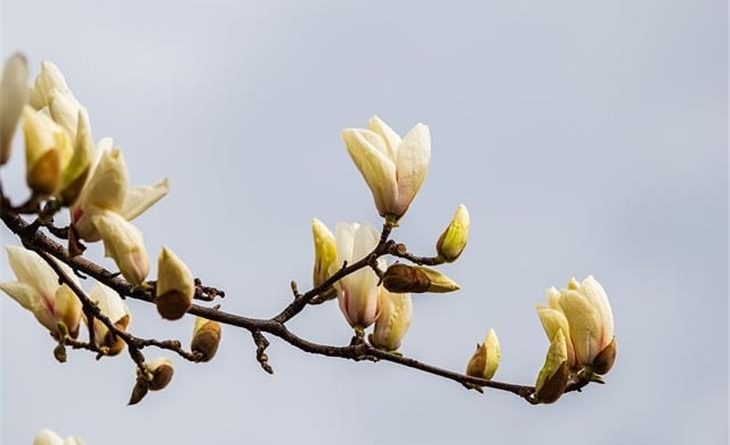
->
0, 50, 618, 442
0, 55, 222, 399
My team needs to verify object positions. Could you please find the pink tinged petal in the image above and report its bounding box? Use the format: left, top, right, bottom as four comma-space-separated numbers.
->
120, 177, 170, 221
580, 275, 614, 348
394, 123, 431, 217
5, 245, 61, 298
341, 128, 398, 216
558, 290, 602, 365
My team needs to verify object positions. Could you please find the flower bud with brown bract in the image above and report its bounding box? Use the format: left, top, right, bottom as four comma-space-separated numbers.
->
155, 247, 194, 320
382, 264, 460, 294
592, 337, 617, 375
534, 330, 570, 404
146, 357, 174, 391
191, 316, 222, 362
465, 329, 500, 380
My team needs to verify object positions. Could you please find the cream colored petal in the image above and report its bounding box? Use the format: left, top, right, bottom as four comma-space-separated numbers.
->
119, 177, 169, 221
78, 147, 129, 213
482, 328, 501, 380
0, 53, 29, 164
367, 115, 401, 160
331, 222, 358, 281
54, 284, 83, 337
48, 92, 81, 139
394, 123, 431, 217
341, 128, 398, 216
370, 289, 412, 351
311, 218, 337, 287
5, 245, 60, 298
156, 246, 195, 300
559, 289, 602, 365
536, 306, 575, 367
90, 282, 129, 324
580, 275, 615, 347
33, 428, 65, 445
29, 60, 73, 110
92, 211, 150, 284
0, 280, 40, 310
60, 107, 94, 198
546, 287, 561, 309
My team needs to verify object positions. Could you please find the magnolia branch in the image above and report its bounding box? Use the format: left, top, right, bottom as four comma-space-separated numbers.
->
0, 202, 595, 405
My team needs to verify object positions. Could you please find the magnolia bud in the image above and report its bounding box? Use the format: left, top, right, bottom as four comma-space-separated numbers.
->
311, 218, 337, 298
382, 264, 460, 294
465, 328, 501, 380
191, 317, 222, 362
155, 247, 194, 320
534, 330, 570, 404
146, 357, 174, 391
0, 53, 29, 165
23, 106, 73, 195
92, 210, 150, 284
436, 204, 470, 262
369, 289, 412, 352
89, 282, 131, 356
592, 337, 617, 375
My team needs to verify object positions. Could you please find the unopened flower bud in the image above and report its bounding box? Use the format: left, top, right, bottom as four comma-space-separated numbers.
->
146, 357, 174, 391
466, 328, 501, 380
382, 264, 460, 294
92, 210, 150, 284
436, 204, 470, 262
33, 428, 85, 445
191, 316, 222, 362
155, 247, 194, 320
534, 329, 570, 404
311, 218, 337, 299
23, 106, 73, 195
369, 289, 412, 352
0, 53, 29, 165
592, 337, 617, 375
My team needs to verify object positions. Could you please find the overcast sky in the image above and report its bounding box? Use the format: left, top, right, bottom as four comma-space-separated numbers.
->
1, 1, 727, 444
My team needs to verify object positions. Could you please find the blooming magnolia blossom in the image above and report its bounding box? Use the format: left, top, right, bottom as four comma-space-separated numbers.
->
341, 115, 431, 220
537, 275, 615, 372
0, 246, 82, 338
33, 428, 85, 445
0, 53, 29, 165
330, 222, 385, 330
88, 282, 131, 356
71, 144, 168, 242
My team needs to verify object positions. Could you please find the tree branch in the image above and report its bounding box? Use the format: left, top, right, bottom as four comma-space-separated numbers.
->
0, 197, 597, 405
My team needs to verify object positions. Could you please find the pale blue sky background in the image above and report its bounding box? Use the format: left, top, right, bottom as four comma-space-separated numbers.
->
1, 1, 727, 444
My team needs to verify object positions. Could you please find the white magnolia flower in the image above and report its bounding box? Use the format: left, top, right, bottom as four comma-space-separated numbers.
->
537, 275, 615, 373
330, 222, 385, 330
0, 246, 82, 338
341, 115, 431, 220
71, 145, 168, 242
33, 428, 85, 445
